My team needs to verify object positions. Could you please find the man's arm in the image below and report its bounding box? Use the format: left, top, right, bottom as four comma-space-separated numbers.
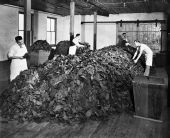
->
73, 37, 85, 47
8, 46, 24, 59
134, 49, 142, 63
132, 48, 138, 60
78, 42, 84, 47
8, 55, 24, 59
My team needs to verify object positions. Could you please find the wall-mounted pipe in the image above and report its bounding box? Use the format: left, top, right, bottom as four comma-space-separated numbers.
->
81, 19, 166, 24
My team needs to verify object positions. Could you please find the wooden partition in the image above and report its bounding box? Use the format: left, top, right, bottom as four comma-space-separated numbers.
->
0, 60, 10, 95
117, 21, 166, 54
133, 75, 167, 122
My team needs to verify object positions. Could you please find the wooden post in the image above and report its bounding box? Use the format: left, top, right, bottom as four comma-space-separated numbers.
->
24, 0, 31, 48
161, 23, 167, 52
81, 15, 85, 43
70, 0, 75, 48
93, 11, 97, 51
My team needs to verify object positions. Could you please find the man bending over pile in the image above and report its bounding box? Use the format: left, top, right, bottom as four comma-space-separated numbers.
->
132, 40, 153, 76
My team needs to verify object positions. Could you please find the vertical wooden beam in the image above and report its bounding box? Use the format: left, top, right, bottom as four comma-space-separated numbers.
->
93, 11, 97, 51
33, 11, 38, 43
161, 23, 167, 52
70, 0, 75, 47
24, 0, 31, 48
81, 15, 85, 43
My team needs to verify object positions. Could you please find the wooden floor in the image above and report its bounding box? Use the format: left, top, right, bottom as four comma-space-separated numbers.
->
0, 62, 169, 138
0, 111, 169, 138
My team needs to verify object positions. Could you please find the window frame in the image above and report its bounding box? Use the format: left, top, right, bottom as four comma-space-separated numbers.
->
18, 12, 24, 40
47, 17, 56, 45
18, 12, 34, 44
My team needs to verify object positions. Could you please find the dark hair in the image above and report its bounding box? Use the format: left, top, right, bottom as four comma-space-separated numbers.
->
75, 33, 80, 37
15, 36, 22, 42
134, 40, 140, 43
122, 33, 126, 35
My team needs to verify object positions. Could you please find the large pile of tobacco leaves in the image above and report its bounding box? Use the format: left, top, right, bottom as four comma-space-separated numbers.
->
48, 40, 91, 60
56, 40, 91, 56
55, 40, 70, 56
0, 45, 145, 123
29, 40, 52, 52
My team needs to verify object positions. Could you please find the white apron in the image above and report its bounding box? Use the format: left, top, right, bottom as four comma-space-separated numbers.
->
140, 44, 153, 66
69, 45, 77, 55
8, 43, 28, 81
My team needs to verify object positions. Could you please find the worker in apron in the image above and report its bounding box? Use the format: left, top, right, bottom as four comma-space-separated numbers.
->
8, 36, 28, 81
69, 34, 84, 55
132, 40, 153, 76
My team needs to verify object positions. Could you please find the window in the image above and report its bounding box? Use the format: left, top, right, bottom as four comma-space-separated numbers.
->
18, 13, 34, 44
47, 17, 56, 44
18, 13, 24, 40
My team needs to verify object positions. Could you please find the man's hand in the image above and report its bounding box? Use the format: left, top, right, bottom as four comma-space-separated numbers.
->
133, 59, 137, 63
23, 53, 29, 59
125, 43, 130, 46
18, 56, 24, 59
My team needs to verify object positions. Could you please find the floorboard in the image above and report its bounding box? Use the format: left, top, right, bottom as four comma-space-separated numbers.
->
0, 111, 169, 138
0, 67, 169, 138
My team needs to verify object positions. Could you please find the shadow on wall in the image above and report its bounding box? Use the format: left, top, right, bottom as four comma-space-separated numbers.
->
117, 35, 124, 46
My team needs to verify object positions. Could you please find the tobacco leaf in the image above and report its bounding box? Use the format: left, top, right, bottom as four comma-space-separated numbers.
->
0, 45, 144, 123
29, 40, 51, 52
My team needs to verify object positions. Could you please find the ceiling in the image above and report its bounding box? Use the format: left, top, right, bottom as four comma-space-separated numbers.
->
0, 0, 170, 16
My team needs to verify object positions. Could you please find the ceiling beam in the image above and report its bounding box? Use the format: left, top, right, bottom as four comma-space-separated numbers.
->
45, 0, 83, 15
83, 0, 110, 16
144, 0, 152, 13
98, 0, 145, 4
96, 0, 119, 14
33, 1, 69, 16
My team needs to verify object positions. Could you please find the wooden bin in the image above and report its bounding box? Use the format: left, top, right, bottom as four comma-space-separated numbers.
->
154, 52, 167, 67
132, 76, 167, 122
29, 50, 50, 66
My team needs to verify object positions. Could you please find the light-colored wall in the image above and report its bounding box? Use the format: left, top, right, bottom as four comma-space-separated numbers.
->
56, 12, 166, 50
33, 11, 61, 42
0, 4, 167, 60
0, 5, 61, 61
82, 13, 166, 50
0, 5, 18, 61
57, 16, 82, 42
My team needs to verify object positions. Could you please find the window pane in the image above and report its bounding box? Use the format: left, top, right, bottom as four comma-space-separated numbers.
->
51, 19, 55, 31
51, 32, 55, 44
47, 18, 50, 31
19, 31, 24, 39
19, 13, 24, 30
47, 32, 51, 44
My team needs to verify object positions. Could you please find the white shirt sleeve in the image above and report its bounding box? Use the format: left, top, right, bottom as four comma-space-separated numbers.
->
22, 44, 28, 54
8, 45, 15, 58
73, 37, 80, 46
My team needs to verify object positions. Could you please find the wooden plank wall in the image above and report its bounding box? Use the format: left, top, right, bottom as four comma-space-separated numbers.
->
117, 22, 162, 54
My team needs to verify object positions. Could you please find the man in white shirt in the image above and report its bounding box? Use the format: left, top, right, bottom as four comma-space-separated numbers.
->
8, 36, 28, 81
132, 40, 153, 76
69, 34, 84, 55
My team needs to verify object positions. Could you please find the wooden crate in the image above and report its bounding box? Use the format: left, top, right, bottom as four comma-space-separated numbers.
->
29, 50, 50, 66
154, 52, 167, 67
132, 76, 167, 122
